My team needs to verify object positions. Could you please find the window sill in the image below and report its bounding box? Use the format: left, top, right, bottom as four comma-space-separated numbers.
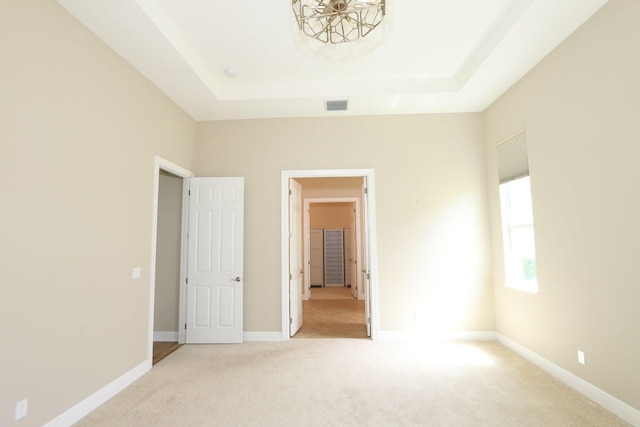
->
505, 283, 538, 294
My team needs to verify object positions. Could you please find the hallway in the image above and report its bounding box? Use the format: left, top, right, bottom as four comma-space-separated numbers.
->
294, 288, 367, 339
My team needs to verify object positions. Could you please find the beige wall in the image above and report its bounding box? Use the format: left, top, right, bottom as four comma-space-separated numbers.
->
154, 171, 183, 333
483, 0, 640, 411
0, 1, 196, 425
195, 114, 494, 334
298, 177, 364, 199
10, 0, 636, 422
310, 203, 353, 229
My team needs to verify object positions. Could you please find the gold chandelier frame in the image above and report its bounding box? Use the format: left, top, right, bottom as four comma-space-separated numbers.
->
292, 0, 386, 44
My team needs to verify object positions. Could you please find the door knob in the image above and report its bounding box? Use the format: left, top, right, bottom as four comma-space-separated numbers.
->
230, 276, 241, 282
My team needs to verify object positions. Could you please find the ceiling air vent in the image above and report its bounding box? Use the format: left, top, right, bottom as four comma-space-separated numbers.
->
326, 100, 348, 112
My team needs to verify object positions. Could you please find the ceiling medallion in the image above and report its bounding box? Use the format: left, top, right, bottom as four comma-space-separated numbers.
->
292, 0, 386, 44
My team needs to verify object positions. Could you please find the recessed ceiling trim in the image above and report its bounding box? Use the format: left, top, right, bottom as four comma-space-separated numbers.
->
55, 0, 220, 121
55, 0, 610, 121
214, 77, 459, 101
455, 0, 534, 87
134, 0, 221, 97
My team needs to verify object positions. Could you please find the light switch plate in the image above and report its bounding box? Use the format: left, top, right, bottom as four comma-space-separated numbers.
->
132, 267, 141, 279
15, 399, 27, 421
578, 350, 585, 365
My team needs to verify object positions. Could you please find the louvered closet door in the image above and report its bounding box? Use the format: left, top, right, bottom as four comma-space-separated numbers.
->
324, 229, 344, 287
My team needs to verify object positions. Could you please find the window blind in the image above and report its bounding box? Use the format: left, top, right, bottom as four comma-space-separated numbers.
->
497, 129, 529, 184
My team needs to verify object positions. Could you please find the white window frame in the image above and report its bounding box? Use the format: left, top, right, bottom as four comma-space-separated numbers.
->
499, 176, 538, 294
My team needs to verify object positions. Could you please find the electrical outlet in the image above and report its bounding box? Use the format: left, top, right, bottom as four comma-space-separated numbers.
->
132, 267, 141, 279
15, 399, 27, 421
578, 350, 586, 365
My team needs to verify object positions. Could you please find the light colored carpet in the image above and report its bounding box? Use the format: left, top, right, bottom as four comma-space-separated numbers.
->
76, 340, 629, 426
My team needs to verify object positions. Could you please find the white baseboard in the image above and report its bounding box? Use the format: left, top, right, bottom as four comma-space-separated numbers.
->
153, 331, 178, 342
44, 360, 150, 427
377, 330, 497, 342
243, 332, 282, 342
497, 334, 640, 426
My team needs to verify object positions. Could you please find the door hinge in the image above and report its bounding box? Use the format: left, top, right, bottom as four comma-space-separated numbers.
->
289, 273, 292, 280
188, 190, 191, 196
367, 317, 371, 324
289, 189, 292, 195
184, 323, 187, 330
367, 272, 370, 280
186, 277, 189, 284
289, 317, 293, 325
364, 187, 368, 194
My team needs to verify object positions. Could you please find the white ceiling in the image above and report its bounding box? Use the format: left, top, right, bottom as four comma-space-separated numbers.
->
56, 0, 608, 121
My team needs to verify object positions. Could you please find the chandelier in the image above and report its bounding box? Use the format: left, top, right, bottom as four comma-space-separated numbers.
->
292, 0, 386, 44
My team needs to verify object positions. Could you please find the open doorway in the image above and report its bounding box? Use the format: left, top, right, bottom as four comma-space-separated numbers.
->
152, 170, 183, 363
149, 157, 194, 365
297, 198, 365, 338
281, 169, 379, 341
304, 199, 362, 299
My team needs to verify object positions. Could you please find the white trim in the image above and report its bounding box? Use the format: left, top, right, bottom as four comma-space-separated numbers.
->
497, 334, 640, 426
44, 361, 149, 427
303, 197, 362, 300
150, 157, 194, 366
243, 332, 283, 342
377, 331, 497, 342
281, 169, 379, 341
177, 178, 191, 344
153, 331, 179, 342
363, 172, 379, 341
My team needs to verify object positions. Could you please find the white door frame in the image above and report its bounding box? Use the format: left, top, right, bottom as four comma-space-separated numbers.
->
149, 156, 194, 365
289, 179, 303, 335
303, 197, 362, 300
281, 169, 379, 341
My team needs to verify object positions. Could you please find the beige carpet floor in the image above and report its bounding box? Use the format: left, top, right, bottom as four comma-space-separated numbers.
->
76, 340, 629, 427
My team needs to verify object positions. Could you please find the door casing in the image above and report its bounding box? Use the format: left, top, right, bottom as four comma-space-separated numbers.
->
289, 179, 303, 336
280, 169, 379, 341
303, 198, 362, 300
149, 157, 194, 364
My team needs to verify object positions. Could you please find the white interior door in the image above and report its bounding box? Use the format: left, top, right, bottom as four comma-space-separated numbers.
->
185, 177, 244, 344
289, 179, 303, 336
362, 179, 371, 337
348, 204, 358, 298
344, 228, 352, 289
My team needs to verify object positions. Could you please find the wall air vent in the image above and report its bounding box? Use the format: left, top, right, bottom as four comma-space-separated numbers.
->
325, 100, 348, 111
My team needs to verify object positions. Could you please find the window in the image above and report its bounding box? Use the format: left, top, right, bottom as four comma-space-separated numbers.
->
500, 177, 537, 292
497, 130, 538, 293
